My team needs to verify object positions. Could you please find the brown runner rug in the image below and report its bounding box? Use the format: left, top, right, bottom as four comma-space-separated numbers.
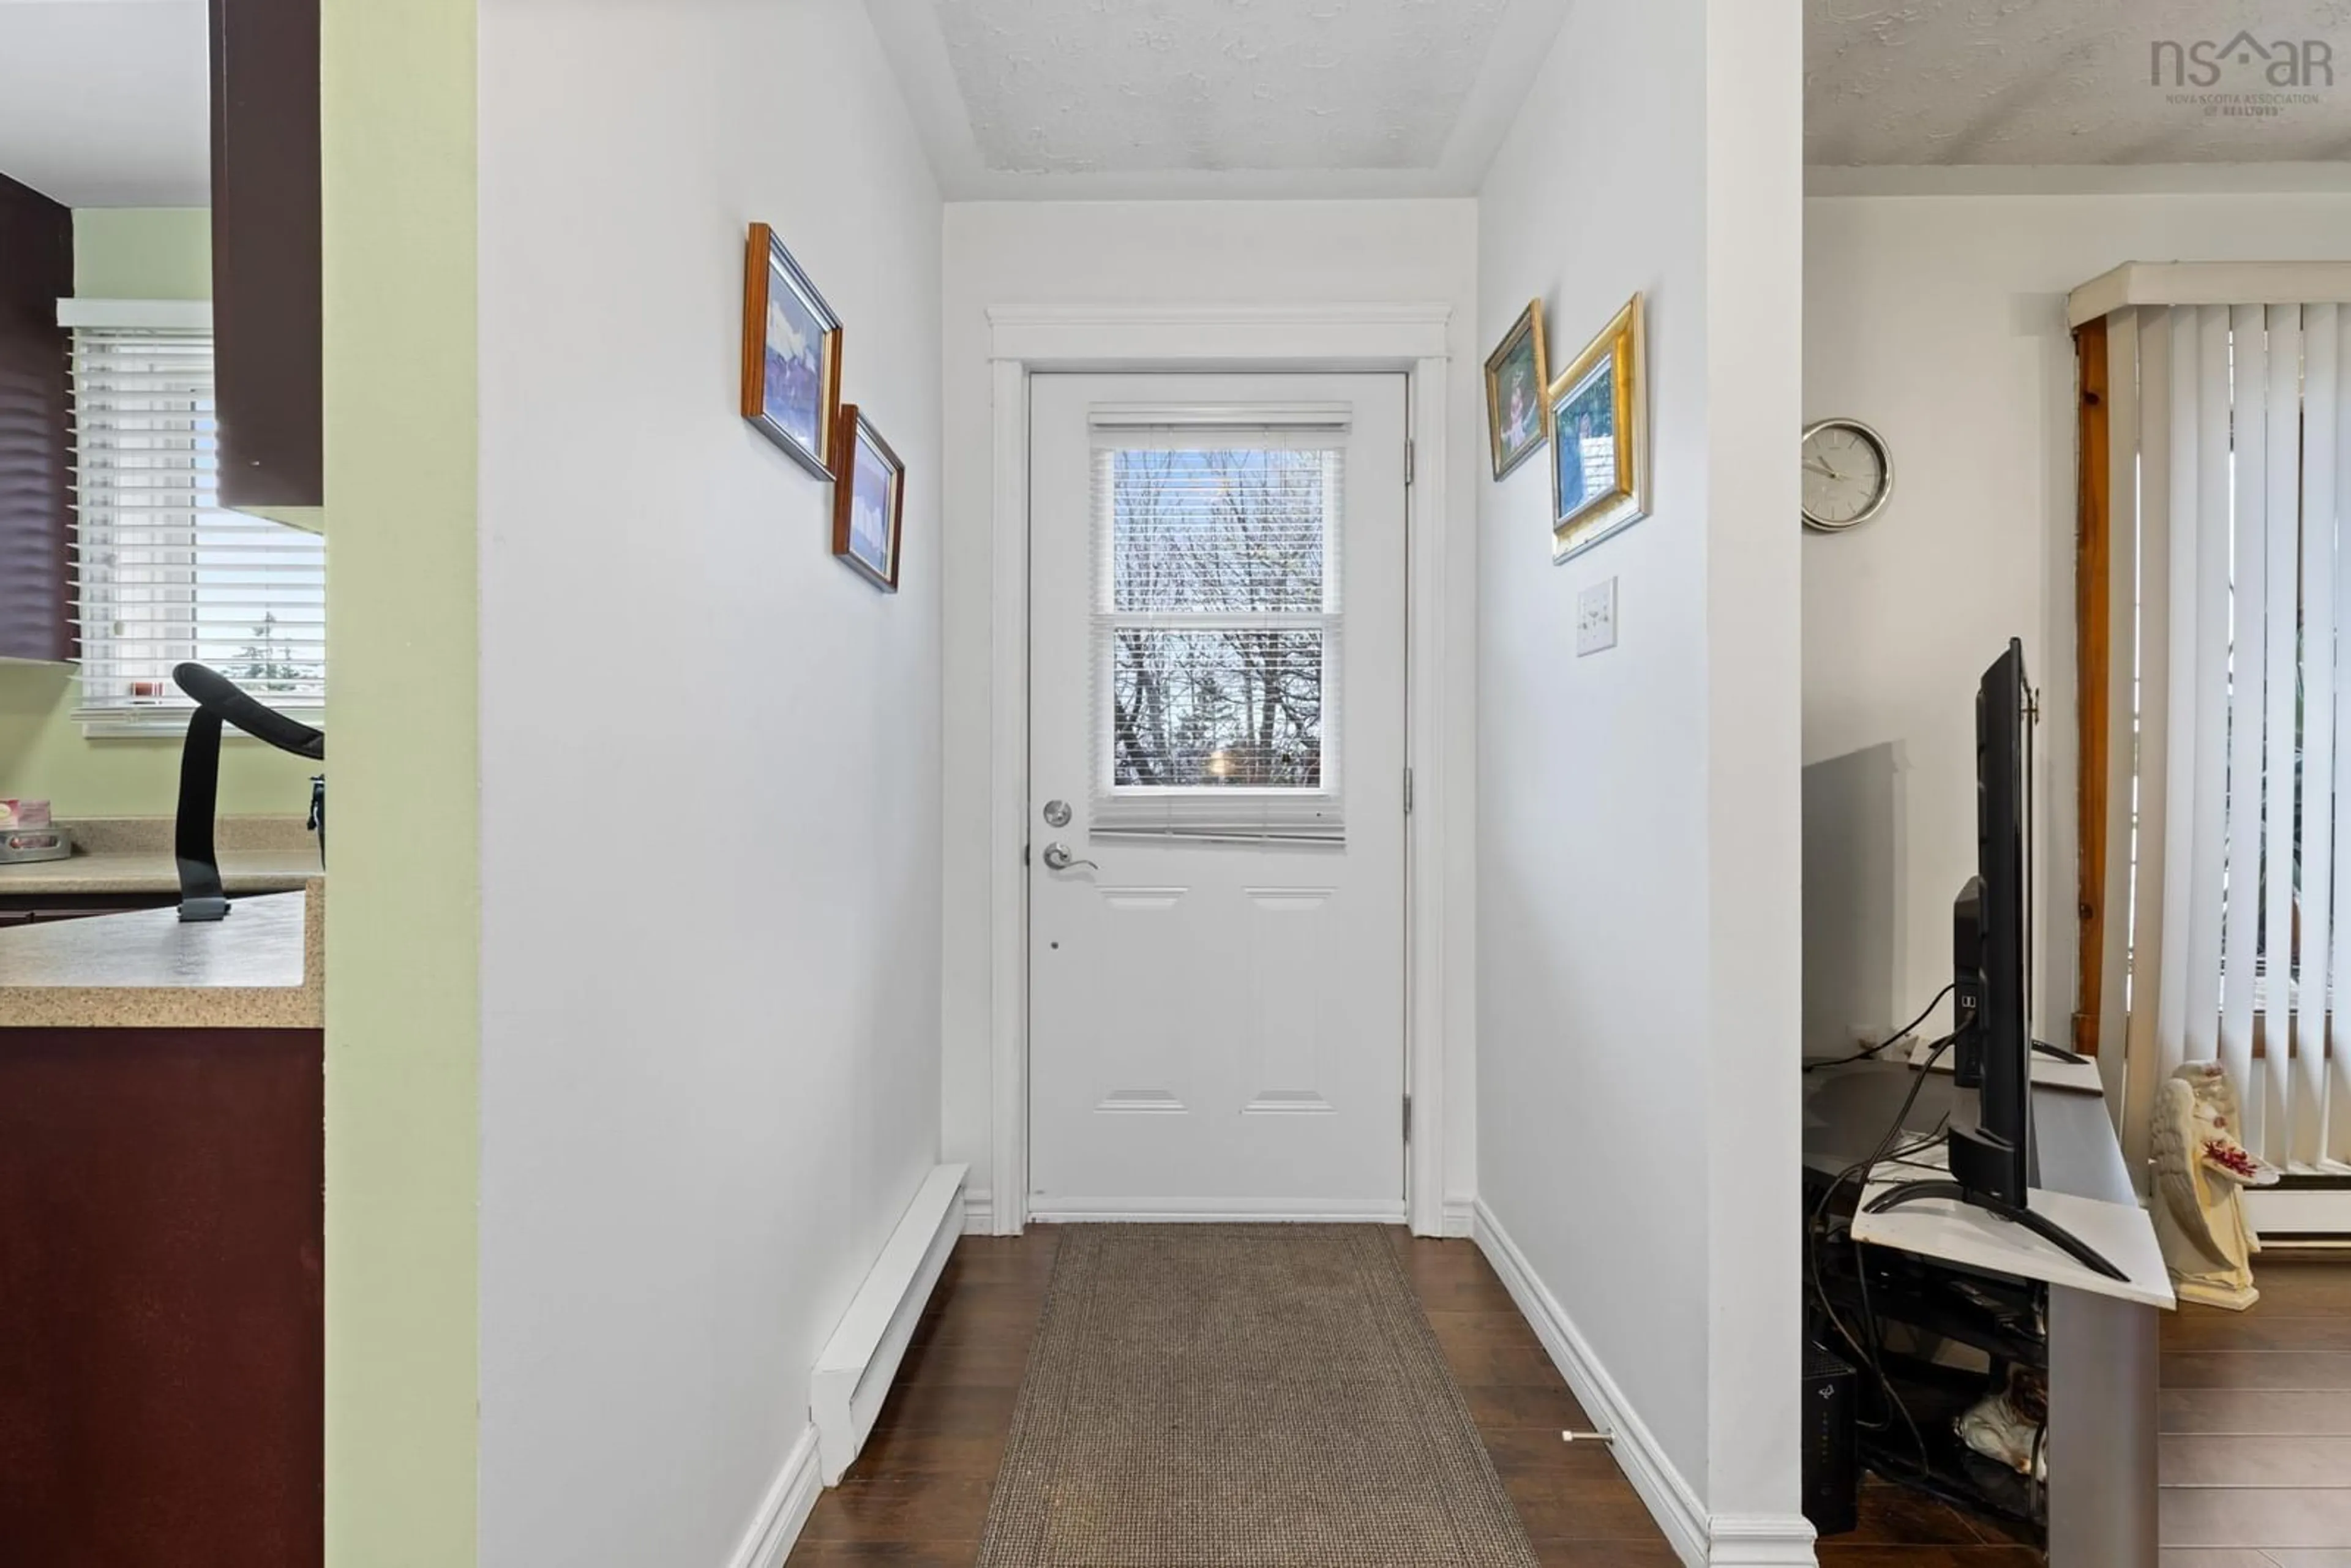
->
975, 1225, 1541, 1567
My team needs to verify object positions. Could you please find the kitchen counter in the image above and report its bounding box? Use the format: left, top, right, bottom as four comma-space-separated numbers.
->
0, 880, 323, 1029
0, 816, 323, 898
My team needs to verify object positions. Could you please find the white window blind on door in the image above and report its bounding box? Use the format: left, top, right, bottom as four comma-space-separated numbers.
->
2107, 299, 2351, 1173
1088, 408, 1347, 843
70, 327, 326, 722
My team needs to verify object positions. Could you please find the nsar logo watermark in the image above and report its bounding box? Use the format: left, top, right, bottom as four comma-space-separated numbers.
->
2151, 31, 2335, 120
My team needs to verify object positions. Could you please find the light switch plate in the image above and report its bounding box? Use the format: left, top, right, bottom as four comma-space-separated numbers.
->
1576, 577, 1618, 656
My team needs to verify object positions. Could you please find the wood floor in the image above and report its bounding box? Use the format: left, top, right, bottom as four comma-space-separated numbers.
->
784, 1229, 2351, 1568
785, 1226, 1678, 1567
2158, 1256, 2351, 1568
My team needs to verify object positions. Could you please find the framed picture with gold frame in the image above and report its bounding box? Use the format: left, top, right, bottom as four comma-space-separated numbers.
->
1483, 298, 1549, 479
1547, 293, 1648, 562
741, 222, 843, 479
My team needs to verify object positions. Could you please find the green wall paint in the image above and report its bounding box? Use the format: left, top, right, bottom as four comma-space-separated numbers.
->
73, 208, 212, 299
0, 665, 318, 816
320, 0, 480, 1562
0, 206, 316, 819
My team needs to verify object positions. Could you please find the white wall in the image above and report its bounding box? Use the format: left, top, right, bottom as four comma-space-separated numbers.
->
937, 199, 1483, 1223
1803, 190, 2351, 1054
1475, 0, 1804, 1542
474, 4, 942, 1563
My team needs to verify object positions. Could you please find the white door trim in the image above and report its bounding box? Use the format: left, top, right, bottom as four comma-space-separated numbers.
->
984, 301, 1469, 1237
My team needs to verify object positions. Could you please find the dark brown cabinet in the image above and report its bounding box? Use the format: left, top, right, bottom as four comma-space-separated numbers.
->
0, 173, 73, 664
0, 1024, 324, 1567
208, 0, 322, 511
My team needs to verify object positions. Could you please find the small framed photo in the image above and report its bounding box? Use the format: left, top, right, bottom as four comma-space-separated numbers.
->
741, 222, 842, 479
833, 405, 904, 591
1548, 293, 1648, 562
1483, 299, 1549, 479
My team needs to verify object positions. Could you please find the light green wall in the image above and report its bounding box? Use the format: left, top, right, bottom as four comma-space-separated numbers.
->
320, 0, 479, 1562
0, 666, 318, 817
0, 206, 318, 819
73, 207, 212, 299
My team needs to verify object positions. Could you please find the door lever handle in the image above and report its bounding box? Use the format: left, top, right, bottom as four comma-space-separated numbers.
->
1041, 842, 1098, 872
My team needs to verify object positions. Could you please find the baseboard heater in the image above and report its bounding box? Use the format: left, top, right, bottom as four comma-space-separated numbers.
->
811, 1163, 968, 1484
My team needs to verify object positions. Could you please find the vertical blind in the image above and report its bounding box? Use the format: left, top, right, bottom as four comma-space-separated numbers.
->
2109, 301, 2351, 1173
69, 328, 326, 718
1087, 411, 1347, 843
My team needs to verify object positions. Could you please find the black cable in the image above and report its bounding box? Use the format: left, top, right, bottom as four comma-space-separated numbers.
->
1805, 1021, 1966, 1477
1804, 982, 1957, 1073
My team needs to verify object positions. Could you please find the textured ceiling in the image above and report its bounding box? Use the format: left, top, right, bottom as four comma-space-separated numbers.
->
934, 0, 1507, 175
0, 0, 209, 206
867, 0, 1572, 198
1807, 0, 2351, 165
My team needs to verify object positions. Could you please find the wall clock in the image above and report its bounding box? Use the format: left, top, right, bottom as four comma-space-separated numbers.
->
1801, 418, 1893, 532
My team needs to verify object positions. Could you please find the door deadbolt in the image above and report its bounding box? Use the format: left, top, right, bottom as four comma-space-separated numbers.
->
1042, 798, 1072, 828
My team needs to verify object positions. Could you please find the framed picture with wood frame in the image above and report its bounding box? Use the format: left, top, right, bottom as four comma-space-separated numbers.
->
1483, 298, 1549, 479
832, 405, 904, 591
740, 222, 842, 479
1547, 293, 1648, 563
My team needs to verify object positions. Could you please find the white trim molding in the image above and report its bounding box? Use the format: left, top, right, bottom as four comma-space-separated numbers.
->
1473, 1200, 1817, 1567
56, 298, 214, 331
961, 1189, 996, 1235
1027, 1197, 1408, 1225
986, 302, 1450, 366
810, 1164, 967, 1484
2068, 261, 2351, 327
1473, 1199, 1708, 1562
981, 301, 1473, 1240
2247, 1184, 2351, 1238
722, 1423, 823, 1568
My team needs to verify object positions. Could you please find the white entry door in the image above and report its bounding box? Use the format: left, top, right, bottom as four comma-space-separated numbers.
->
1027, 372, 1409, 1220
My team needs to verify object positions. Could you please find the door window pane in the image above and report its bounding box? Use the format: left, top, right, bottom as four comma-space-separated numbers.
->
1113, 629, 1324, 788
1108, 449, 1331, 613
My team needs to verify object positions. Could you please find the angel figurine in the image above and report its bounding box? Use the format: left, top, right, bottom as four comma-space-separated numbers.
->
2151, 1062, 2276, 1310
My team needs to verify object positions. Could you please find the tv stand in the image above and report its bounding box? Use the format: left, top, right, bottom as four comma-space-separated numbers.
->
1865, 1179, 2125, 1281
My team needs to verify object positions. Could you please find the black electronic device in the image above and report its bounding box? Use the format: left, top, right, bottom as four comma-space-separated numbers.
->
1864, 640, 2123, 1281
1801, 1343, 1859, 1536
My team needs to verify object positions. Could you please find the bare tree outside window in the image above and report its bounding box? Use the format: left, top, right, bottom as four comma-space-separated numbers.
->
1104, 448, 1334, 790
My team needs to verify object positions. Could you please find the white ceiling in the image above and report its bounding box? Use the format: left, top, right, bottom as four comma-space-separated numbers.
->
867, 0, 1574, 200
0, 0, 209, 208
1807, 0, 2351, 167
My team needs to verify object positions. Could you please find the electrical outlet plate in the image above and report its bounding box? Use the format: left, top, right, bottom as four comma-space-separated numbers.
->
1576, 577, 1618, 656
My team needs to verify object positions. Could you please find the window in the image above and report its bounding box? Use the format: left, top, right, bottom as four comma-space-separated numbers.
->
69, 326, 324, 732
1089, 415, 1345, 842
2085, 296, 2351, 1170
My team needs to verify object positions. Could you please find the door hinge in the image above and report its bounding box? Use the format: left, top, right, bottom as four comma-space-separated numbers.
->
1022, 842, 1030, 867
1404, 438, 1415, 487
1403, 767, 1414, 816
1403, 1093, 1414, 1145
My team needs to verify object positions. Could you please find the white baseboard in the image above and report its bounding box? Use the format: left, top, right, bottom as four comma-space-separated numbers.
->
2248, 1184, 2351, 1237
724, 1423, 823, 1568
1439, 1195, 1477, 1237
811, 1163, 968, 1484
1027, 1196, 1406, 1223
1471, 1200, 1816, 1567
1704, 1514, 1821, 1566
963, 1190, 994, 1234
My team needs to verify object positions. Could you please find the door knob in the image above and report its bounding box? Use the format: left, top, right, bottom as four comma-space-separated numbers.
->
1041, 842, 1098, 872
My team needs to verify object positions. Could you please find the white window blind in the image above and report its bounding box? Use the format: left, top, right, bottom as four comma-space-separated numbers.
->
2107, 300, 2351, 1173
1088, 411, 1346, 844
69, 327, 326, 727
